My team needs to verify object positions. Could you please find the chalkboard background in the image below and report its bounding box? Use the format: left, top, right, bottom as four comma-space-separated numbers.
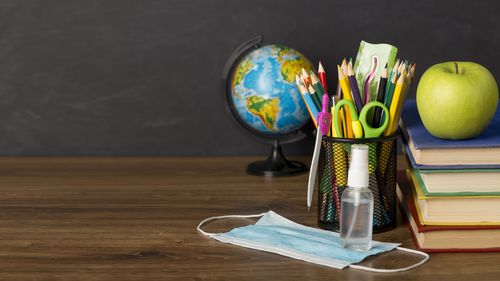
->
0, 0, 498, 156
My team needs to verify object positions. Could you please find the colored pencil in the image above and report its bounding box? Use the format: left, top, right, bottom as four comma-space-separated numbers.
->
386, 59, 399, 95
301, 68, 311, 86
373, 65, 388, 127
310, 71, 326, 96
318, 61, 328, 93
347, 62, 363, 114
384, 69, 406, 136
296, 75, 318, 127
337, 65, 354, 138
410, 63, 416, 83
308, 84, 322, 111
381, 69, 397, 124
341, 58, 348, 76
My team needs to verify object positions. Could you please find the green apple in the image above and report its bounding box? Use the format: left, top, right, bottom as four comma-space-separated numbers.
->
416, 62, 498, 140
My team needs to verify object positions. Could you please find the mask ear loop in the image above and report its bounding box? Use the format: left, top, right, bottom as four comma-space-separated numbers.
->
349, 246, 430, 273
197, 213, 268, 237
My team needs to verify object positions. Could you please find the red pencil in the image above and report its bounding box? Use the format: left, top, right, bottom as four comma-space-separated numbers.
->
318, 61, 328, 93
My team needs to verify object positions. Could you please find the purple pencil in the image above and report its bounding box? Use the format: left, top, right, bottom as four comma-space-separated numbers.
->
347, 63, 363, 114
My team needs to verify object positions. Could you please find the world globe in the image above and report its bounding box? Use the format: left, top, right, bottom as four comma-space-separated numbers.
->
229, 44, 314, 137
223, 36, 314, 176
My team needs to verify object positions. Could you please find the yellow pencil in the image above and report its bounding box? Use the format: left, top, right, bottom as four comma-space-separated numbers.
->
337, 65, 354, 138
384, 69, 406, 136
341, 59, 348, 76
337, 65, 353, 102
331, 106, 337, 137
330, 96, 339, 137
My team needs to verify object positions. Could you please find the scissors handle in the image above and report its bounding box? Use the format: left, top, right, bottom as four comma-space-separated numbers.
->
333, 99, 363, 139
359, 101, 390, 138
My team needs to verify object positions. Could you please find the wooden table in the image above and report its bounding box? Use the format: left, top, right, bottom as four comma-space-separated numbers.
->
0, 157, 498, 280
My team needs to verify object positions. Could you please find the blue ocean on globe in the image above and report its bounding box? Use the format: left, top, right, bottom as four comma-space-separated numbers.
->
230, 45, 314, 136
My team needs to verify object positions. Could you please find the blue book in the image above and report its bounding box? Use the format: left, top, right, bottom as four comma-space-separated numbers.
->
401, 99, 500, 169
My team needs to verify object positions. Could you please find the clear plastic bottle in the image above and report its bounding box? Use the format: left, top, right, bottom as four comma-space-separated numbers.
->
340, 144, 374, 251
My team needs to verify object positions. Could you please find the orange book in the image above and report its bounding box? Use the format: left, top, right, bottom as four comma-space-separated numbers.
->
397, 171, 500, 252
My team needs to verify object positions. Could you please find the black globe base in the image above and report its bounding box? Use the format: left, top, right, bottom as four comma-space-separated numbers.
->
247, 140, 307, 177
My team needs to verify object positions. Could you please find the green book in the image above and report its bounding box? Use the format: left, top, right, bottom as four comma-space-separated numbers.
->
404, 152, 500, 197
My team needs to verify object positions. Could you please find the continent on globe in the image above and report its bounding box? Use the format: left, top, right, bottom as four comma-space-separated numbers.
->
280, 59, 313, 83
246, 95, 279, 131
232, 58, 253, 96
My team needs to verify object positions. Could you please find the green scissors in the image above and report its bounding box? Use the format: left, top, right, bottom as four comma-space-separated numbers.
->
334, 100, 389, 138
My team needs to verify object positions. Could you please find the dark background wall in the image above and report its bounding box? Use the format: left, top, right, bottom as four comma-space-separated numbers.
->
0, 0, 497, 156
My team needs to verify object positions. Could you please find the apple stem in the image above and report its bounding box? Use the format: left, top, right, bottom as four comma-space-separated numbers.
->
454, 62, 459, 74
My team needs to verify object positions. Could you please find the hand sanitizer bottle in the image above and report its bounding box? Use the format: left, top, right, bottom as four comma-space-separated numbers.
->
340, 144, 374, 251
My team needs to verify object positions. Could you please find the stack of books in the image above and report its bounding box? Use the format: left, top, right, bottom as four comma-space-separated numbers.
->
397, 99, 500, 252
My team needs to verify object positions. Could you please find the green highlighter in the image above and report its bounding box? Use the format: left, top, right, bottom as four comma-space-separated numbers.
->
353, 41, 398, 106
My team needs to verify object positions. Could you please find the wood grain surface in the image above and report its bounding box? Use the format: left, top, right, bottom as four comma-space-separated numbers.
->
0, 157, 498, 280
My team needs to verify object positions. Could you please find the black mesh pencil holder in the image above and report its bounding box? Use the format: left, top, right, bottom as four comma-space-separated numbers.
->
317, 131, 400, 233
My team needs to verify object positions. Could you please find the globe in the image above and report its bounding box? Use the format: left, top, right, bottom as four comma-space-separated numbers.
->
223, 36, 314, 176
229, 44, 314, 137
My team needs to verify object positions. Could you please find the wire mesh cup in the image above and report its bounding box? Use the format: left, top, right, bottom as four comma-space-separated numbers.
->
317, 132, 399, 233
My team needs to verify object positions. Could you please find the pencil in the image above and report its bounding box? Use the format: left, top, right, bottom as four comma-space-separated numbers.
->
403, 66, 413, 98
347, 63, 363, 114
373, 65, 388, 127
310, 71, 326, 96
341, 58, 348, 76
308, 84, 322, 111
337, 65, 354, 138
397, 61, 405, 76
301, 68, 311, 86
318, 61, 328, 93
296, 75, 318, 127
330, 97, 337, 137
381, 70, 397, 125
410, 63, 416, 83
384, 69, 406, 136
386, 59, 399, 95
334, 80, 346, 138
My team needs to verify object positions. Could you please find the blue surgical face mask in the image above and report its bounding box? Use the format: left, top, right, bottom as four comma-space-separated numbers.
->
197, 211, 428, 272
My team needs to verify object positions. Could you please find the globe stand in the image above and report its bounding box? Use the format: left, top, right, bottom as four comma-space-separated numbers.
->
247, 139, 307, 177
